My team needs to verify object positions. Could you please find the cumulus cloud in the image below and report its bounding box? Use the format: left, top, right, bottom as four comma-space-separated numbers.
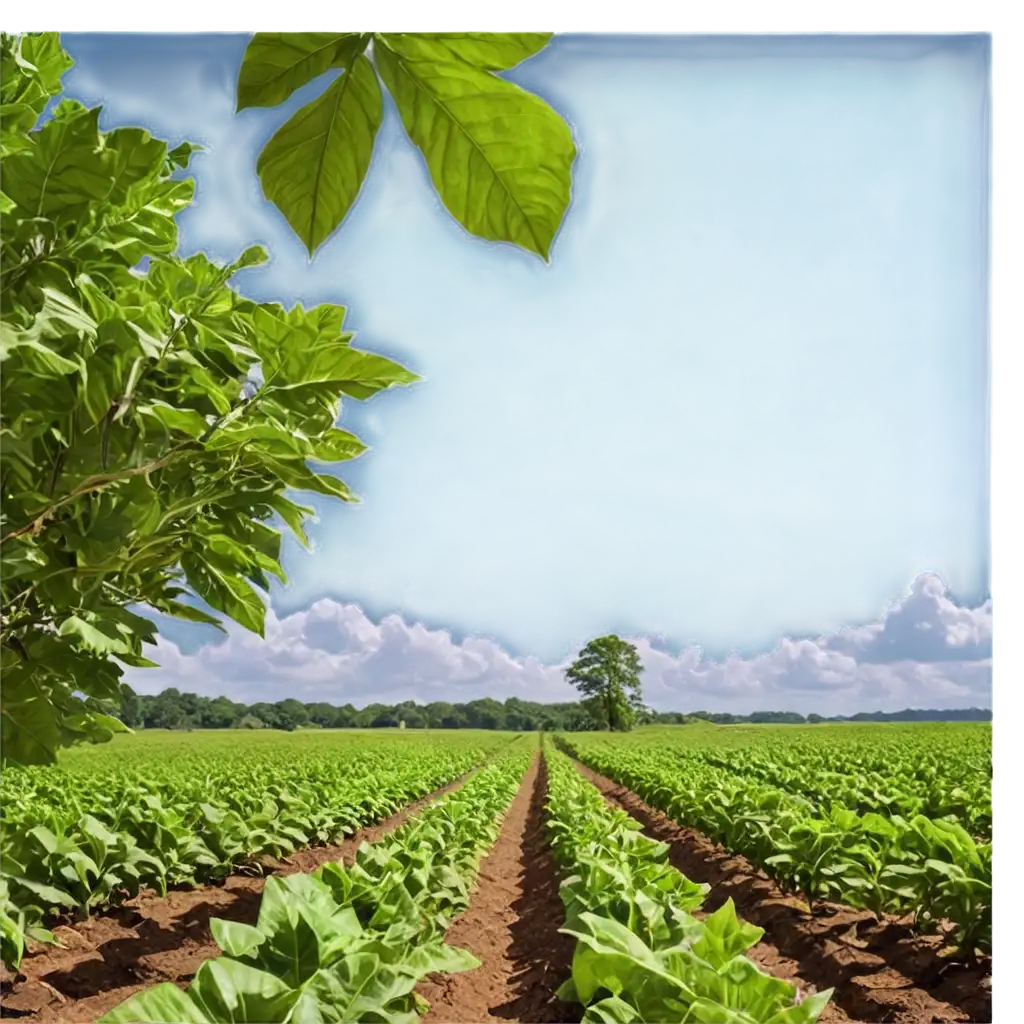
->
125, 572, 991, 716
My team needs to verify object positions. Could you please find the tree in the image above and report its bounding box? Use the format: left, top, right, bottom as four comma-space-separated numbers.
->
144, 689, 185, 730
118, 683, 141, 728
306, 701, 340, 728
1, 33, 584, 765
200, 696, 242, 729
565, 635, 644, 732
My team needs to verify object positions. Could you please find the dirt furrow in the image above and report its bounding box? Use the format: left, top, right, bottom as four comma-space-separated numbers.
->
572, 757, 990, 1024
417, 751, 578, 1024
0, 770, 478, 1023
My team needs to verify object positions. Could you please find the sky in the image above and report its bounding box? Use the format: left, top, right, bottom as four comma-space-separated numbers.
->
59, 33, 992, 713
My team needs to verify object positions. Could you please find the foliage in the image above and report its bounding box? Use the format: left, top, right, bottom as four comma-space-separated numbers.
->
0, 730, 509, 969
543, 741, 833, 1023
562, 726, 992, 954
100, 741, 533, 1022
566, 636, 645, 732
237, 33, 575, 259
1, 32, 577, 768
115, 685, 603, 732
0, 33, 416, 767
659, 723, 992, 838
114, 688, 997, 736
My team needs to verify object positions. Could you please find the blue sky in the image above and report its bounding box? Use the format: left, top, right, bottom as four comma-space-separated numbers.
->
61, 33, 991, 707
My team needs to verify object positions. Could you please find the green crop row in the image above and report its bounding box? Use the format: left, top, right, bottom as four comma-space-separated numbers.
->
99, 740, 535, 1023
0, 731, 510, 970
543, 742, 832, 1023
650, 725, 991, 838
563, 733, 991, 954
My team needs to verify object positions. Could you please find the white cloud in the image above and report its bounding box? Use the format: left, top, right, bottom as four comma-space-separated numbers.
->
126, 572, 991, 717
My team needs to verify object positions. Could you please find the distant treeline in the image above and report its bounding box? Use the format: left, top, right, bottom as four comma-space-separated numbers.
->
116, 686, 991, 732
667, 708, 992, 724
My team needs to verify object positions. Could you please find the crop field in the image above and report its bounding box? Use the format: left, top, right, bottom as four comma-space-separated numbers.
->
0, 724, 991, 1023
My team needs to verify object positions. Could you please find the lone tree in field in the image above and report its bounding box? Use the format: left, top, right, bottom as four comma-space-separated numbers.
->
566, 635, 645, 732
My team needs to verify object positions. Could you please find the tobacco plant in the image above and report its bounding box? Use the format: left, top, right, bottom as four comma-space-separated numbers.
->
564, 729, 992, 955
543, 743, 833, 1023
100, 742, 533, 1023
0, 732, 506, 969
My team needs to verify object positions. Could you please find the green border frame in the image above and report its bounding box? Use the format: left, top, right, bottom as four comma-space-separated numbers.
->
4, 2, 1011, 1015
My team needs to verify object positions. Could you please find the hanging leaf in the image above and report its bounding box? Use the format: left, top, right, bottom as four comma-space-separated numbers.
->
257, 51, 382, 256
374, 36, 575, 261
381, 32, 553, 71
236, 33, 366, 111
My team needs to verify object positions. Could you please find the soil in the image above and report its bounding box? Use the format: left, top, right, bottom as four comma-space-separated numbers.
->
0, 771, 475, 1023
416, 751, 578, 1024
1, 748, 992, 1024
572, 757, 992, 1024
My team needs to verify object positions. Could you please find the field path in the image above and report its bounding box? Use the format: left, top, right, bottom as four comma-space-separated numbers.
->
571, 756, 991, 1024
0, 768, 479, 1023
416, 751, 578, 1024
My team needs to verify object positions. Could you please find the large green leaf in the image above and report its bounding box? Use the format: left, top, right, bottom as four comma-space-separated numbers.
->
374, 36, 575, 261
237, 33, 365, 110
189, 958, 298, 1023
180, 553, 266, 636
271, 345, 419, 397
58, 615, 133, 656
100, 983, 211, 1024
2, 101, 111, 219
381, 33, 553, 71
257, 51, 382, 256
0, 695, 62, 766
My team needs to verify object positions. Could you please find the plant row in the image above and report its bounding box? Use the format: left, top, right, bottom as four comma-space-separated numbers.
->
672, 726, 991, 837
98, 741, 535, 1023
563, 735, 991, 954
543, 742, 832, 1023
0, 732, 508, 970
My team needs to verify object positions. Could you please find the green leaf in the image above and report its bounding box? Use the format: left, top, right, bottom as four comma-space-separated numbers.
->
189, 958, 298, 1023
374, 36, 575, 260
237, 33, 365, 110
0, 696, 62, 766
381, 33, 553, 71
58, 616, 133, 656
310, 427, 367, 463
0, 33, 73, 137
103, 128, 168, 203
257, 51, 382, 256
209, 918, 265, 959
181, 552, 267, 636
268, 345, 419, 396
100, 983, 211, 1023
150, 600, 226, 630
167, 141, 201, 169
2, 102, 112, 219
230, 244, 269, 273
584, 996, 643, 1024
140, 401, 210, 439
299, 953, 421, 1023
268, 494, 313, 547
691, 898, 764, 969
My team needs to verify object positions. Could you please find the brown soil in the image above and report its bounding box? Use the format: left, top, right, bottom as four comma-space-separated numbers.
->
0, 771, 475, 1023
572, 758, 992, 1024
417, 752, 578, 1024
